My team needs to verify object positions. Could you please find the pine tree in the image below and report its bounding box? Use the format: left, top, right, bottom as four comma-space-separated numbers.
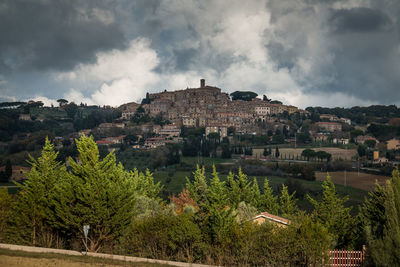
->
279, 184, 297, 217
186, 165, 209, 207
209, 166, 228, 207
226, 168, 253, 207
307, 174, 353, 248
260, 178, 279, 214
361, 168, 400, 266
53, 135, 144, 252
250, 177, 261, 208
11, 137, 67, 246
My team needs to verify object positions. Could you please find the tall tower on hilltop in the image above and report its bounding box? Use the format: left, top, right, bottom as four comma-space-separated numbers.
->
200, 79, 205, 88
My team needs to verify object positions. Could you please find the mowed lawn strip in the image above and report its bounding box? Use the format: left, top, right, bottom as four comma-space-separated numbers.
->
0, 248, 169, 267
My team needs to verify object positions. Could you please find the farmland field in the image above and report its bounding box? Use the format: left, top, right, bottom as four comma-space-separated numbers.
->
316, 171, 389, 191
253, 147, 357, 160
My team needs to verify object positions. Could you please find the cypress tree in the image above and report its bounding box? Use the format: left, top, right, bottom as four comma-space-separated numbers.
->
361, 169, 400, 266
53, 135, 147, 252
260, 178, 279, 214
10, 138, 67, 246
279, 184, 297, 217
307, 174, 353, 248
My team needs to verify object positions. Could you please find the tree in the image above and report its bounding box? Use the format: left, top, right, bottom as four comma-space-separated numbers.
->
57, 99, 68, 107
279, 185, 297, 217
301, 149, 316, 161
308, 175, 353, 248
263, 95, 271, 102
275, 146, 280, 158
260, 179, 279, 214
221, 143, 232, 158
5, 159, 12, 180
230, 91, 258, 101
64, 102, 78, 119
357, 144, 366, 157
10, 138, 67, 247
360, 169, 400, 266
53, 135, 160, 252
124, 134, 138, 145
0, 188, 12, 242
364, 139, 376, 148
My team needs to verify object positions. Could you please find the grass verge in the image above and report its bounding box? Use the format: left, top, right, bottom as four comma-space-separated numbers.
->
0, 248, 170, 267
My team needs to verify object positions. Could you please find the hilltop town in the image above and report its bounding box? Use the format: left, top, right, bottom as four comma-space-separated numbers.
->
0, 79, 399, 183
120, 79, 307, 138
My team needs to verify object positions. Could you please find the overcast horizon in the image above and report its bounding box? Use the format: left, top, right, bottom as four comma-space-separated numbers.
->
1, 0, 400, 109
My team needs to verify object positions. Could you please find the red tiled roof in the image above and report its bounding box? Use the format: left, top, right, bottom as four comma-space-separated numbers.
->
254, 212, 291, 225
315, 122, 341, 125
96, 140, 112, 144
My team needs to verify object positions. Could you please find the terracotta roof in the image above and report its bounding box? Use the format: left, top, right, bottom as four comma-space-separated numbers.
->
254, 212, 291, 225
315, 122, 341, 125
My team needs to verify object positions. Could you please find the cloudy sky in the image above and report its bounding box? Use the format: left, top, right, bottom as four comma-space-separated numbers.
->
1, 0, 399, 108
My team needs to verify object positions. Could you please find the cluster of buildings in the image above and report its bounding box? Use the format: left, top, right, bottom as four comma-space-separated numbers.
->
121, 79, 307, 137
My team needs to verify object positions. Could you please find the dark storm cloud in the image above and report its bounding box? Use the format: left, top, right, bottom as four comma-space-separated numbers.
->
0, 0, 126, 72
330, 7, 392, 33
266, 41, 297, 70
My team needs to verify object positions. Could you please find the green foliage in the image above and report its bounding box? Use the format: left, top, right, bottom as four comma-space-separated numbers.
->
279, 184, 297, 217
302, 148, 316, 160
0, 188, 13, 242
275, 146, 280, 158
8, 137, 67, 247
52, 135, 161, 252
230, 91, 258, 101
5, 159, 12, 179
259, 178, 279, 214
361, 168, 400, 266
307, 174, 354, 248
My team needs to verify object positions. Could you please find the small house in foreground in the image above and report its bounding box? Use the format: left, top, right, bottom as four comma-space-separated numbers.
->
253, 212, 291, 227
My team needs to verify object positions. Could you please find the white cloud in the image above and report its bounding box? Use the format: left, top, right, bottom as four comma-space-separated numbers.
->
270, 90, 376, 109
64, 89, 94, 106
59, 38, 161, 106
28, 96, 58, 107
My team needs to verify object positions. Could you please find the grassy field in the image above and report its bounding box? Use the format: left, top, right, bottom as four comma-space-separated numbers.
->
316, 171, 389, 191
180, 156, 233, 166
0, 249, 168, 267
253, 147, 357, 160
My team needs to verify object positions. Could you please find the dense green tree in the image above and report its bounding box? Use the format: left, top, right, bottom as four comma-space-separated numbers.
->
64, 102, 78, 119
301, 149, 316, 161
230, 91, 258, 101
275, 146, 280, 158
357, 144, 367, 157
259, 178, 279, 214
5, 159, 12, 179
308, 175, 353, 248
57, 99, 68, 107
360, 169, 400, 266
0, 188, 12, 242
9, 138, 67, 247
53, 135, 159, 252
279, 185, 297, 217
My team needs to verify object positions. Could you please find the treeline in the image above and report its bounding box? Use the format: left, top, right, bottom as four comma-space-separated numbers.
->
0, 136, 399, 266
0, 104, 121, 143
306, 105, 400, 124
